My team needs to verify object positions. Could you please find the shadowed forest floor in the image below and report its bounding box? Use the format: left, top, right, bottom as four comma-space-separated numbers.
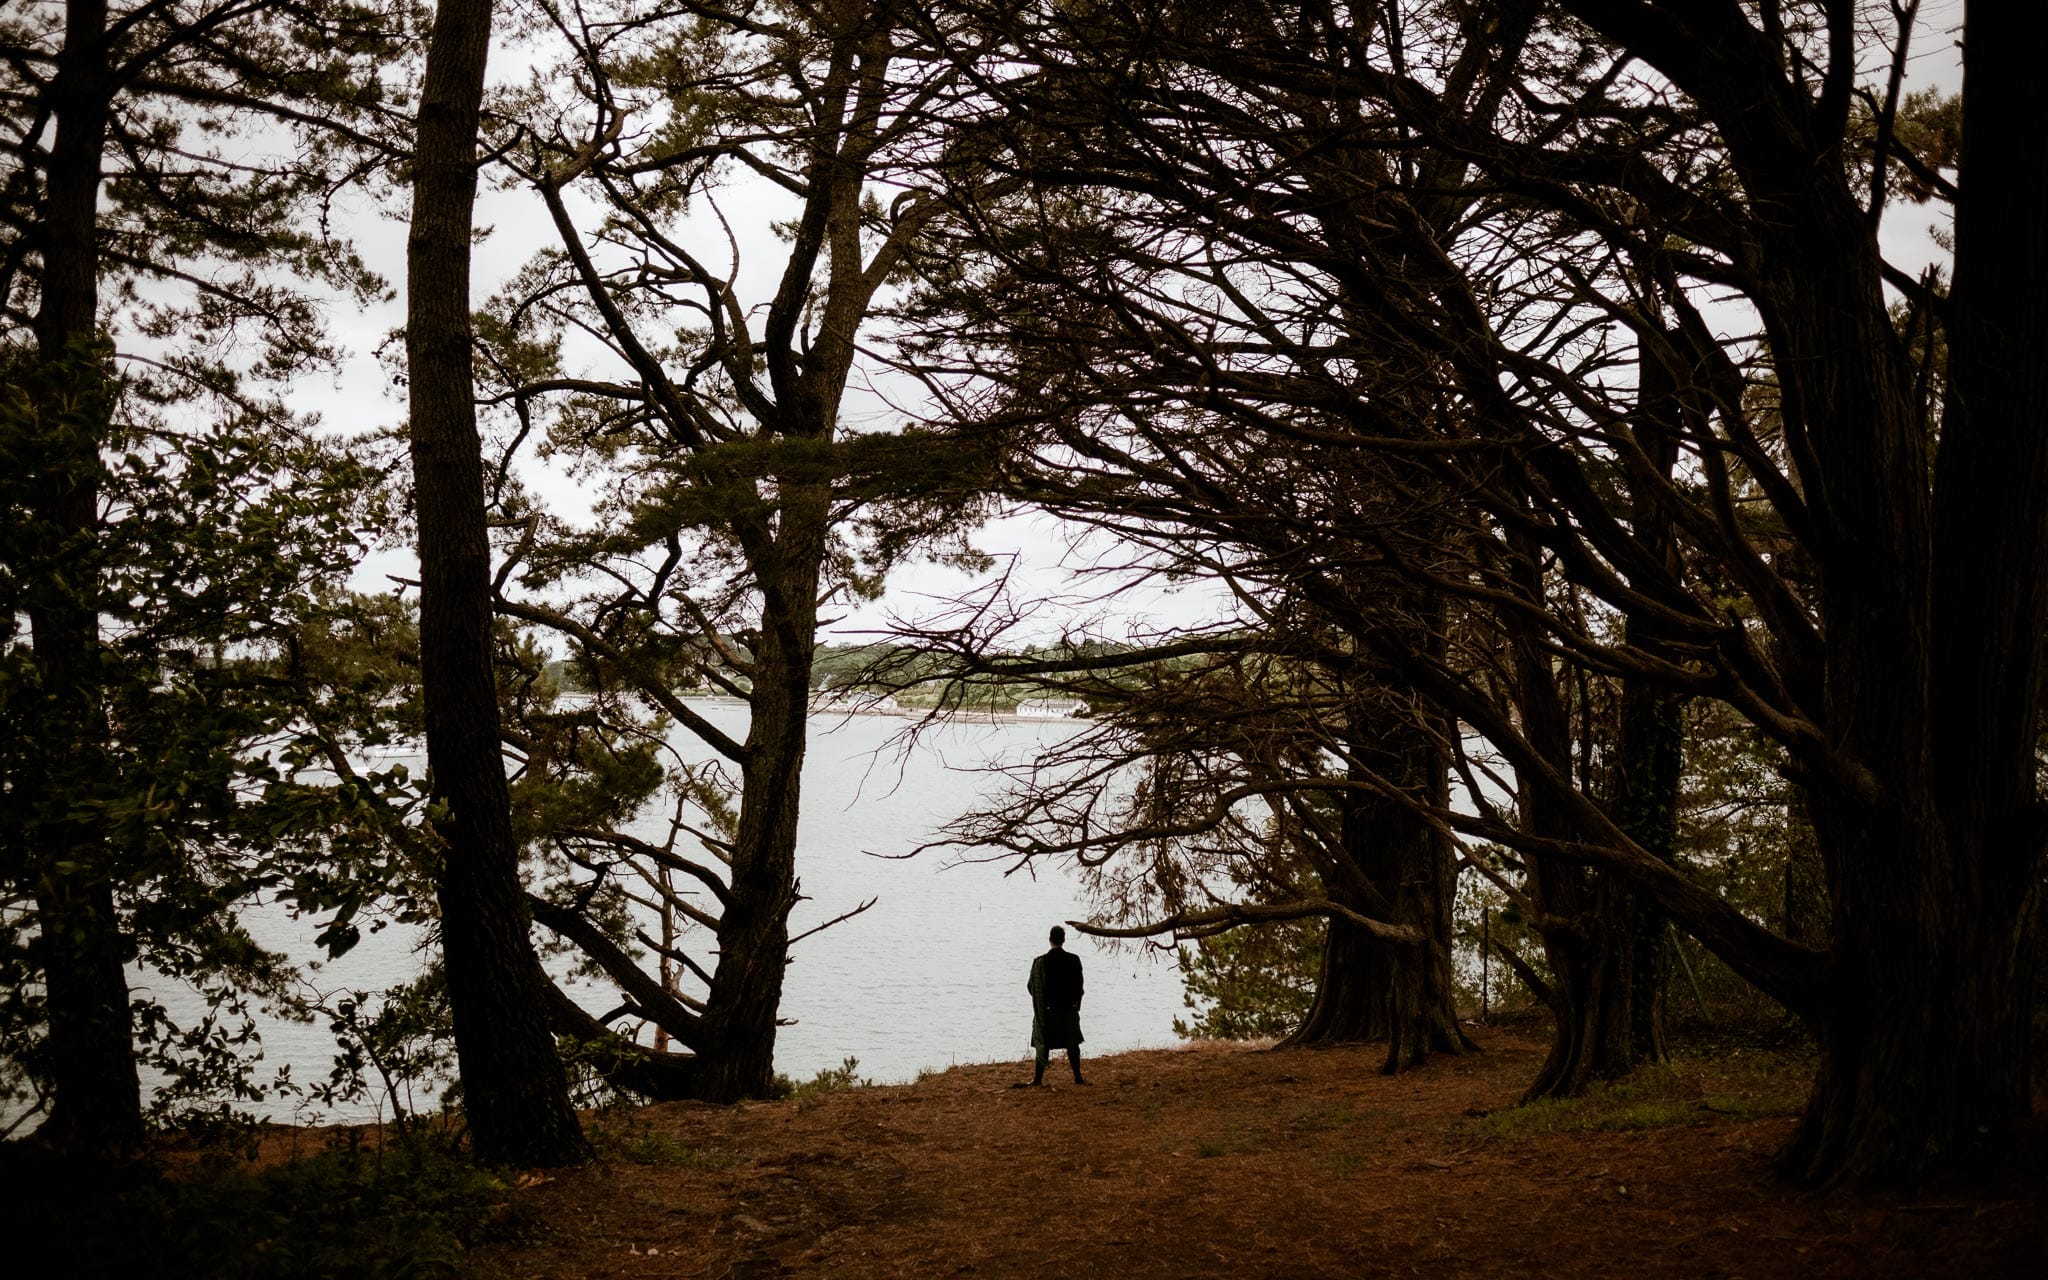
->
473, 1029, 2041, 1279
5, 1027, 2043, 1277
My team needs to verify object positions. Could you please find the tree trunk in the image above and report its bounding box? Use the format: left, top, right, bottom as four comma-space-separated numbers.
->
407, 0, 585, 1167
24, 0, 142, 1159
1610, 330, 1688, 1060
1284, 894, 1387, 1045
1372, 758, 1470, 1074
694, 483, 831, 1102
1509, 534, 1650, 1100
1282, 711, 1404, 1047
1285, 628, 1468, 1070
1522, 859, 1642, 1101
1772, 2, 2048, 1185
1784, 811, 2039, 1185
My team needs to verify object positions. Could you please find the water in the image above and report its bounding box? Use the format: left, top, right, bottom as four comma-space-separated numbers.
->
135, 704, 1184, 1122
747, 707, 1184, 1085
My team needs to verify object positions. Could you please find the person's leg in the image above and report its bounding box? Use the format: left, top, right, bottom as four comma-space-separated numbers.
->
1033, 1045, 1048, 1084
1067, 1045, 1084, 1083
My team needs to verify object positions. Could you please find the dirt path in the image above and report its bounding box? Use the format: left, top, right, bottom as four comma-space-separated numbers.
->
480, 1031, 2044, 1279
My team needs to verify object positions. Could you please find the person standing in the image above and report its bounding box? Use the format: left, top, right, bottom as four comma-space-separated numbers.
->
1028, 925, 1086, 1085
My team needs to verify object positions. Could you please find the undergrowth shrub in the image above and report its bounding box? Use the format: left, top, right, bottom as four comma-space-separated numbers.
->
771, 1055, 868, 1103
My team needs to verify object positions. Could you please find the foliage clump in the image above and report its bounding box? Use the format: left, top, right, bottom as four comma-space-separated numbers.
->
1174, 919, 1322, 1041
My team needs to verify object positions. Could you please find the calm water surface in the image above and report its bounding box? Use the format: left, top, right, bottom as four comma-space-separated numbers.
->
138, 705, 1183, 1122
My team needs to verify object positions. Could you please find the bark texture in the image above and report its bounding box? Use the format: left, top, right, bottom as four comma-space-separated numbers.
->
694, 484, 829, 1101
1609, 336, 1687, 1063
24, 0, 142, 1158
406, 0, 586, 1167
1769, 0, 2048, 1184
1284, 683, 1468, 1072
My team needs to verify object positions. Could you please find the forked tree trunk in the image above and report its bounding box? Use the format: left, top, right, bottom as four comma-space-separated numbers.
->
25, 0, 143, 1159
1511, 317, 1689, 1098
407, 0, 586, 1167
497, 9, 889, 1097
1510, 534, 1662, 1100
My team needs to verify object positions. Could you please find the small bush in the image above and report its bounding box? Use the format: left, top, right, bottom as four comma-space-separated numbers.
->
772, 1056, 869, 1103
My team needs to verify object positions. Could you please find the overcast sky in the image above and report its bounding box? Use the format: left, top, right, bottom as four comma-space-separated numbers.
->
303, 5, 1965, 653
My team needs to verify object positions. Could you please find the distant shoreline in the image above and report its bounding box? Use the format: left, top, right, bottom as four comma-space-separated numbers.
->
622, 692, 1093, 723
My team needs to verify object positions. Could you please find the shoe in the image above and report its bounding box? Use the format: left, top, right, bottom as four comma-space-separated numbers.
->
1073, 1077, 1090, 1085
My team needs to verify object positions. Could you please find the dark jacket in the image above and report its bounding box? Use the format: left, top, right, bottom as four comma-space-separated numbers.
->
1028, 947, 1085, 1049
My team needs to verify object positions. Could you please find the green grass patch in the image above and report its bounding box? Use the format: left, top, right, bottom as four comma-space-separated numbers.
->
1467, 1065, 1804, 1139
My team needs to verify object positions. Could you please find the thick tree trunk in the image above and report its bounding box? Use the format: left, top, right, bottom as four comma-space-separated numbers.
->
29, 878, 138, 1155
1611, 335, 1687, 1060
1602, 670, 1682, 1065
1523, 856, 1646, 1101
1775, 104, 2045, 1171
24, 0, 142, 1159
1282, 718, 1408, 1048
694, 485, 830, 1102
1284, 895, 1384, 1045
1594, 703, 1680, 1067
1784, 809, 2039, 1185
1375, 781, 1470, 1074
1768, 2, 2046, 1186
1285, 626, 1467, 1069
407, 0, 585, 1167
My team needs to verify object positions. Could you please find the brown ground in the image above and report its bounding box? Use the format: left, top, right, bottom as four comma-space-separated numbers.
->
471, 1029, 2045, 1280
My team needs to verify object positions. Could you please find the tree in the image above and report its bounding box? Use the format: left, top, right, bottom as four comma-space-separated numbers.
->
887, 0, 1548, 1073
405, 0, 589, 1165
468, 0, 992, 1102
0, 0, 401, 1157
891, 595, 1468, 1070
906, 0, 2041, 1184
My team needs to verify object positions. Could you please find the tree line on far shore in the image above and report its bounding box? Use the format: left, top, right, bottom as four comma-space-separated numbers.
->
4, 0, 2044, 1190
